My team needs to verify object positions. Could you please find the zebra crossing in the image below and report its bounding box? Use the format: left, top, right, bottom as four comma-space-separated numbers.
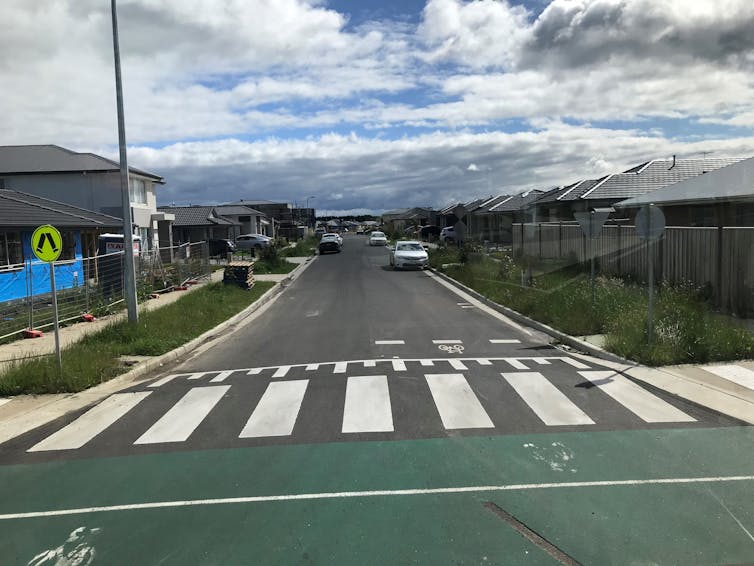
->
22, 357, 703, 455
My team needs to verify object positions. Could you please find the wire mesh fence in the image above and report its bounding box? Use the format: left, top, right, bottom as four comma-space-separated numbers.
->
0, 242, 211, 342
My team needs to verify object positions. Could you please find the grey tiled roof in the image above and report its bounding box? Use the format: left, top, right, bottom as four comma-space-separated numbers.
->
489, 190, 545, 212
0, 145, 164, 182
0, 189, 123, 228
213, 205, 265, 216
157, 206, 240, 227
582, 157, 743, 200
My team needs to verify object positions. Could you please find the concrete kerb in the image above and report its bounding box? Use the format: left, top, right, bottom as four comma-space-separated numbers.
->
429, 268, 637, 367
0, 255, 317, 445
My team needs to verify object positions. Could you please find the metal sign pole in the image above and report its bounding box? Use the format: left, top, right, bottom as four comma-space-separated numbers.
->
49, 263, 63, 372
590, 212, 596, 306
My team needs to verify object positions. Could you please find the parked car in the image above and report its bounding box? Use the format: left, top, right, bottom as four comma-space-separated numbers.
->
319, 233, 342, 254
315, 227, 326, 237
440, 226, 455, 242
420, 225, 441, 239
236, 234, 271, 249
368, 231, 388, 246
389, 240, 429, 270
208, 238, 236, 256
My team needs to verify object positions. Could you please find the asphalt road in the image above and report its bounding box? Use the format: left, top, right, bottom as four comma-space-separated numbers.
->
1, 234, 752, 565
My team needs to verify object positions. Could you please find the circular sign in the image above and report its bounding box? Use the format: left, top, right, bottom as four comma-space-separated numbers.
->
31, 224, 63, 262
635, 205, 666, 241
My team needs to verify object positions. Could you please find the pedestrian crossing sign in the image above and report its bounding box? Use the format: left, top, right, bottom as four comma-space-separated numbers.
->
31, 224, 63, 263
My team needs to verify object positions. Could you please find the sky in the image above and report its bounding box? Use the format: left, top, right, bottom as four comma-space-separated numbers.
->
2, 0, 754, 214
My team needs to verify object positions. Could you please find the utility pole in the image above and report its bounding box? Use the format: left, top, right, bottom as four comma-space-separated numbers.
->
111, 0, 138, 323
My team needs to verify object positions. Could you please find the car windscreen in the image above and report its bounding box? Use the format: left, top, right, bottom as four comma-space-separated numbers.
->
397, 243, 424, 251
371, 232, 385, 237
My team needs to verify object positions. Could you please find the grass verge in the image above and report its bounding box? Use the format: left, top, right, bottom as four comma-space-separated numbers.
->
0, 281, 276, 395
432, 247, 754, 366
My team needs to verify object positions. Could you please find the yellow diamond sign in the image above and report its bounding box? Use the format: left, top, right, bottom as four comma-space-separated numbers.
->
31, 224, 63, 263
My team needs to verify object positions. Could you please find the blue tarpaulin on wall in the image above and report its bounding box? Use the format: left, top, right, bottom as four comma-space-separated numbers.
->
0, 230, 84, 303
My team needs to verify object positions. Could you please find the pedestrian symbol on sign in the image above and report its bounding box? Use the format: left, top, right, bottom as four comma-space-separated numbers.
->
31, 224, 63, 263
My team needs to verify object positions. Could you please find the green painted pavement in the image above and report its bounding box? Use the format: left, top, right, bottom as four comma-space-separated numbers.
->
1, 426, 752, 564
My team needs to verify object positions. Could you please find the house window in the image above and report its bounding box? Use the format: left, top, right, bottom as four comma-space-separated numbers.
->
0, 231, 23, 267
129, 178, 147, 204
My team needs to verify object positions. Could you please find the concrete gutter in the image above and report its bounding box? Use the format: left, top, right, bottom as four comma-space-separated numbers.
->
0, 256, 317, 445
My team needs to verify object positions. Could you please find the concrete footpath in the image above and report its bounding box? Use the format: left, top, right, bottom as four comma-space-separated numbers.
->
431, 269, 754, 425
0, 256, 315, 445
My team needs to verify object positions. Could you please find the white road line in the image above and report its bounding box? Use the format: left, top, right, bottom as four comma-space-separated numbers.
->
502, 372, 594, 426
272, 366, 291, 378
448, 359, 468, 371
419, 360, 434, 366
456, 302, 471, 306
375, 340, 405, 345
702, 365, 754, 390
4, 476, 753, 520
392, 359, 407, 372
578, 371, 696, 423
476, 359, 492, 366
187, 372, 208, 380
460, 305, 475, 309
503, 358, 529, 370
209, 371, 234, 383
247, 368, 263, 375
149, 374, 181, 388
29, 392, 151, 452
134, 386, 229, 444
239, 380, 309, 438
425, 374, 494, 429
433, 340, 462, 344
532, 358, 552, 365
489, 339, 521, 344
333, 362, 348, 374
342, 376, 394, 433
560, 357, 590, 369
0, 398, 10, 408
363, 360, 377, 368
305, 364, 320, 371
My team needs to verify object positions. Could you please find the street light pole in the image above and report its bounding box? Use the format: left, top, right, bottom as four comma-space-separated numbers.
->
111, 0, 138, 323
306, 196, 316, 226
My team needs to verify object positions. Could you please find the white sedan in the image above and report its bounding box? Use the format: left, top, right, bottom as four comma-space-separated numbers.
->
389, 241, 429, 270
368, 231, 388, 246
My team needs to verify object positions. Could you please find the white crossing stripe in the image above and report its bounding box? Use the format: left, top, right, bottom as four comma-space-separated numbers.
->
187, 372, 208, 380
375, 340, 405, 345
240, 380, 309, 438
29, 392, 151, 452
560, 357, 590, 369
532, 358, 552, 365
247, 368, 263, 375
702, 365, 754, 390
210, 371, 234, 383
578, 371, 696, 423
333, 362, 348, 374
392, 359, 407, 371
342, 376, 394, 433
502, 373, 594, 426
134, 386, 229, 444
306, 364, 320, 371
272, 366, 291, 378
460, 306, 475, 309
419, 360, 435, 366
363, 360, 377, 368
489, 339, 521, 344
448, 359, 468, 370
477, 359, 492, 366
504, 358, 529, 370
149, 374, 180, 388
433, 340, 462, 344
425, 374, 494, 429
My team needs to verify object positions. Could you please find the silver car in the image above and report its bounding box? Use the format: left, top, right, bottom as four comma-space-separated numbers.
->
236, 234, 271, 249
368, 231, 388, 246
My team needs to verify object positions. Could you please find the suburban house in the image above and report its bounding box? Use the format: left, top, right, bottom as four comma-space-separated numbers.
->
0, 144, 172, 250
382, 207, 436, 231
532, 157, 743, 223
156, 206, 239, 245
230, 200, 295, 239
213, 205, 270, 239
615, 156, 754, 227
0, 189, 122, 302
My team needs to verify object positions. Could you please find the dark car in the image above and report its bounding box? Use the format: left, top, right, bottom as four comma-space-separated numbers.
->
419, 225, 441, 238
208, 238, 236, 255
